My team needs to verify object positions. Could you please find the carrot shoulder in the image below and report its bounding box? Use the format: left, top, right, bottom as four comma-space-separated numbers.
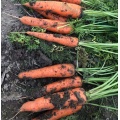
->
41, 76, 82, 95
20, 88, 86, 112
19, 16, 73, 34
24, 1, 82, 18
34, 9, 67, 22
18, 64, 75, 79
26, 31, 79, 47
32, 105, 82, 120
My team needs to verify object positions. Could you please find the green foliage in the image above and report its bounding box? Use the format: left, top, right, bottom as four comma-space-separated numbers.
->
18, 0, 33, 4
8, 33, 40, 50
31, 27, 46, 32
8, 33, 74, 63
82, 0, 118, 11
39, 41, 74, 63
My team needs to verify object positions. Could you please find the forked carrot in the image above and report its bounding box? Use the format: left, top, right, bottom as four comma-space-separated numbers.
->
34, 9, 67, 22
41, 76, 82, 95
32, 105, 82, 120
24, 1, 82, 18
26, 31, 79, 47
20, 88, 86, 112
18, 64, 75, 79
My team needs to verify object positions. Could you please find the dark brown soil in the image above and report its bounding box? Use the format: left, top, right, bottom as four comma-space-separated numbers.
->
50, 91, 70, 109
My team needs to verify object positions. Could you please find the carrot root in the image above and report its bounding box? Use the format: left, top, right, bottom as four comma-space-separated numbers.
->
19, 16, 73, 34
26, 31, 78, 47
41, 76, 82, 95
18, 64, 75, 79
32, 105, 82, 120
24, 1, 82, 18
20, 88, 86, 112
35, 10, 67, 22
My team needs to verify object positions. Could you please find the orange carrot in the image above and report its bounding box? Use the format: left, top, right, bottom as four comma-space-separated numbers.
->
34, 9, 67, 22
43, 0, 81, 5
32, 105, 82, 120
20, 88, 86, 112
24, 1, 82, 18
41, 76, 82, 95
26, 31, 79, 47
18, 64, 75, 79
19, 16, 73, 34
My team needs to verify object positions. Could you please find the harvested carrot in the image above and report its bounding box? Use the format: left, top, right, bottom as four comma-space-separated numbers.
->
18, 64, 75, 79
20, 88, 86, 112
43, 0, 81, 5
34, 9, 67, 22
32, 105, 82, 120
19, 16, 72, 34
26, 31, 78, 47
4, 13, 73, 34
41, 76, 82, 95
24, 1, 82, 18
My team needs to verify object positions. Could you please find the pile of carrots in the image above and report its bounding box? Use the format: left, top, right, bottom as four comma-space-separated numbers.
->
18, 64, 87, 120
8, 0, 117, 120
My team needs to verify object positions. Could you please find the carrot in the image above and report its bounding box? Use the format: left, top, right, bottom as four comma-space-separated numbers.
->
43, 0, 81, 5
26, 31, 78, 47
18, 64, 75, 79
24, 1, 82, 18
20, 88, 86, 112
34, 9, 67, 22
41, 76, 82, 95
4, 13, 73, 34
19, 16, 72, 34
32, 105, 82, 120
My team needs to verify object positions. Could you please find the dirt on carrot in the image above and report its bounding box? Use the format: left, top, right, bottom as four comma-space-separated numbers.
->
24, 1, 82, 18
50, 91, 70, 109
18, 64, 75, 79
34, 9, 67, 22
40, 76, 82, 95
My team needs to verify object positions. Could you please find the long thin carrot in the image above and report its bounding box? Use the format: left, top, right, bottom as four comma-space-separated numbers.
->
18, 64, 75, 79
20, 88, 86, 112
34, 9, 67, 22
32, 105, 82, 120
24, 1, 82, 18
19, 16, 72, 34
41, 76, 82, 95
43, 0, 81, 5
26, 31, 78, 47
4, 13, 73, 34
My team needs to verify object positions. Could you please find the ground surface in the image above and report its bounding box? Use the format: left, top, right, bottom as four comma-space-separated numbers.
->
1, 0, 118, 120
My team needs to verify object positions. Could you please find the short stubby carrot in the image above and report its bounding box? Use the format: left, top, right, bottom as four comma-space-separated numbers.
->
41, 76, 82, 95
20, 88, 86, 112
19, 16, 73, 34
32, 105, 82, 120
24, 1, 82, 18
18, 64, 75, 79
44, 0, 81, 5
26, 31, 79, 47
34, 9, 67, 22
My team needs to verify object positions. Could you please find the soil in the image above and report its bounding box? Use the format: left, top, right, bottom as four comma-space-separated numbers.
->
1, 0, 118, 120
1, 0, 52, 120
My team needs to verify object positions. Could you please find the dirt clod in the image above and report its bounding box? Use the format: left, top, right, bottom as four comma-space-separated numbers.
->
50, 91, 70, 109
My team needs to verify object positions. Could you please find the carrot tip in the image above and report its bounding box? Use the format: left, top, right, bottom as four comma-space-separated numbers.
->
3, 12, 19, 19
14, 4, 22, 6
